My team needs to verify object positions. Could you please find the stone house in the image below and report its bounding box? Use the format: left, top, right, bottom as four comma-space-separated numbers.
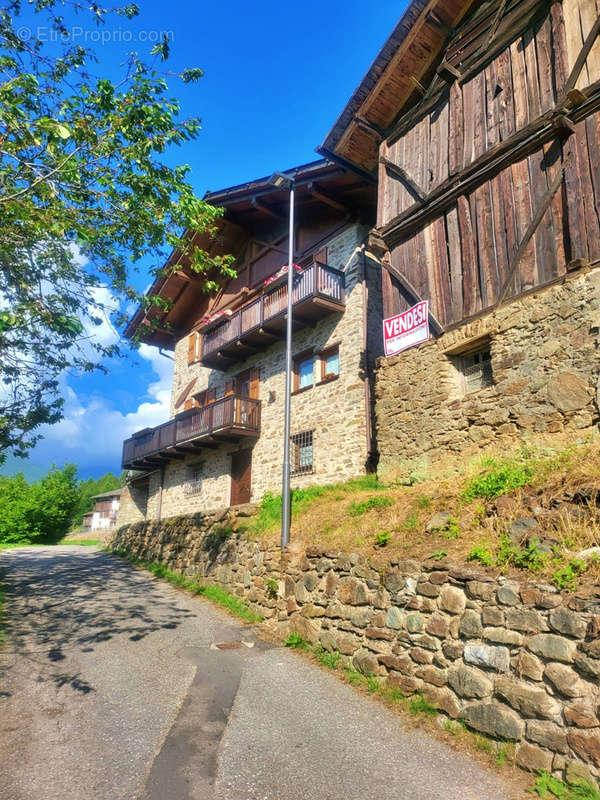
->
117, 160, 381, 524
320, 0, 600, 478
82, 489, 122, 531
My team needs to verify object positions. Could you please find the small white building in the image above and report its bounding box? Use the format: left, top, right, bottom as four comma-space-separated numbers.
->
83, 489, 122, 531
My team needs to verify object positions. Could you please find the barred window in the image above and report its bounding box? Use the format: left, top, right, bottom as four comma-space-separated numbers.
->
291, 431, 313, 476
460, 347, 493, 394
184, 466, 203, 496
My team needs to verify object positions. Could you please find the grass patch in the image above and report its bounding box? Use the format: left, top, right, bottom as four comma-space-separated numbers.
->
409, 692, 437, 716
461, 454, 536, 501
349, 496, 393, 517
314, 645, 342, 669
249, 474, 385, 534
110, 549, 261, 623
58, 538, 100, 546
532, 770, 600, 799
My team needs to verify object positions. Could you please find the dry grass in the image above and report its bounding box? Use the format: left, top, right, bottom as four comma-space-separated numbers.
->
252, 441, 600, 589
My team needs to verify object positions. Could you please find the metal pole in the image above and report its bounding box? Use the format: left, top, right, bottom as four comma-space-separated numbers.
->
281, 183, 294, 549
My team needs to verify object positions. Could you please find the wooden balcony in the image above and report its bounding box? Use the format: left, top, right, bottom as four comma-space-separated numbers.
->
122, 394, 261, 470
201, 261, 345, 369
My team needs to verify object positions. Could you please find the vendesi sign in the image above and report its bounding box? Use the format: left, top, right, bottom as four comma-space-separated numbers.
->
383, 300, 430, 357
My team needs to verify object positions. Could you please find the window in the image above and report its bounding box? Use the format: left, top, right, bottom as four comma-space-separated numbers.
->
293, 351, 314, 392
184, 465, 203, 497
291, 431, 313, 476
459, 346, 493, 394
320, 345, 340, 382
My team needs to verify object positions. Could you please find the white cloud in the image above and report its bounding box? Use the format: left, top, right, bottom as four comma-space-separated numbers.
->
29, 344, 172, 473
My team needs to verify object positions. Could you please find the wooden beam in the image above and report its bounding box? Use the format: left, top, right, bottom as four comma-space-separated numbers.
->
426, 10, 452, 35
353, 115, 385, 139
495, 166, 565, 308
380, 157, 427, 203
376, 82, 600, 249
308, 182, 350, 214
381, 260, 444, 336
561, 13, 600, 99
436, 61, 462, 83
552, 114, 576, 137
251, 197, 285, 221
252, 238, 289, 257
485, 0, 509, 49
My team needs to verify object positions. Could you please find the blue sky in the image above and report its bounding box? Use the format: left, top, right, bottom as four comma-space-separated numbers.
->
4, 0, 403, 480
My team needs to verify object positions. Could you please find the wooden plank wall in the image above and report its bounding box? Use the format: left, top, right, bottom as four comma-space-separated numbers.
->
382, 0, 600, 328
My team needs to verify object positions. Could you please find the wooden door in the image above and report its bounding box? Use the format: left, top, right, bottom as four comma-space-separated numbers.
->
230, 449, 252, 506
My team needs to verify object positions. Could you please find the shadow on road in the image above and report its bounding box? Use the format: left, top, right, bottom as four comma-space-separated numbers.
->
0, 548, 194, 695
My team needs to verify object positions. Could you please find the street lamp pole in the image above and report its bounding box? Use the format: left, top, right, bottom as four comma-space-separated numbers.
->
281, 181, 294, 549
268, 172, 295, 550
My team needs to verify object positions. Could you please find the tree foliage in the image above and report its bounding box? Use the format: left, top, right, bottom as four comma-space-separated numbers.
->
0, 1, 235, 461
0, 464, 79, 544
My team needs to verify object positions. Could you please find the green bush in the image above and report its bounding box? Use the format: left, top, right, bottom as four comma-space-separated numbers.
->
349, 496, 393, 517
532, 770, 600, 799
467, 545, 494, 567
0, 465, 79, 545
374, 530, 391, 547
552, 559, 588, 591
461, 457, 535, 501
284, 631, 311, 650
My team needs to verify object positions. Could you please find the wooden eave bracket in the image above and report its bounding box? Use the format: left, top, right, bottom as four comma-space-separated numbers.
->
308, 181, 351, 215
379, 157, 427, 203
353, 114, 385, 139
436, 61, 462, 84
251, 197, 285, 221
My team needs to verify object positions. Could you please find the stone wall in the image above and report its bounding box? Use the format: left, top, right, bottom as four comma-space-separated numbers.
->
119, 224, 380, 524
375, 268, 600, 480
112, 512, 600, 788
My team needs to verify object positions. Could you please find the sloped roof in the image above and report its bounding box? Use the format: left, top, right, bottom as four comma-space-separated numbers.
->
318, 0, 476, 174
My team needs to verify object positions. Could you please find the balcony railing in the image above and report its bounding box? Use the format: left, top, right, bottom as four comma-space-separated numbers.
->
201, 261, 345, 368
122, 394, 261, 469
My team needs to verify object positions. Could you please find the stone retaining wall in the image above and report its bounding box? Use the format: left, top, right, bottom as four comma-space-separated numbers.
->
111, 511, 600, 788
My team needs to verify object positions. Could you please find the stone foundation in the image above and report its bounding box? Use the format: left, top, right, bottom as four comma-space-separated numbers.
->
112, 511, 600, 788
375, 268, 600, 480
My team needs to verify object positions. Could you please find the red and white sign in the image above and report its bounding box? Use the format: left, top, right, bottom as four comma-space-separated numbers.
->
383, 300, 430, 357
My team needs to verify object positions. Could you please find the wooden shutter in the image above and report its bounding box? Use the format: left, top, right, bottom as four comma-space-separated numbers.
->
224, 380, 235, 396
183, 397, 194, 411
205, 388, 216, 405
174, 378, 197, 410
249, 367, 260, 399
195, 390, 206, 407
187, 332, 198, 365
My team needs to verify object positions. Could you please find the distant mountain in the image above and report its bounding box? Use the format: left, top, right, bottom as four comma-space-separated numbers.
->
0, 454, 48, 482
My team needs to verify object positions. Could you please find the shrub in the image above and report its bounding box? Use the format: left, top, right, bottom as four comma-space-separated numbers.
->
461, 457, 535, 501
374, 530, 391, 547
467, 545, 494, 567
284, 631, 311, 650
552, 559, 588, 591
349, 496, 393, 516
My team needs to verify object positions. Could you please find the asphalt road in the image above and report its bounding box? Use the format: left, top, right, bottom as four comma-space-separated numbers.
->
0, 547, 522, 800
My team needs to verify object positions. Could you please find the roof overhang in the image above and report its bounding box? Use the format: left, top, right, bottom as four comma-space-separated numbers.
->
125, 159, 376, 347
318, 0, 477, 175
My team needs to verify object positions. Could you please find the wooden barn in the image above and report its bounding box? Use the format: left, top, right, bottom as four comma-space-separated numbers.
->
321, 0, 600, 475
